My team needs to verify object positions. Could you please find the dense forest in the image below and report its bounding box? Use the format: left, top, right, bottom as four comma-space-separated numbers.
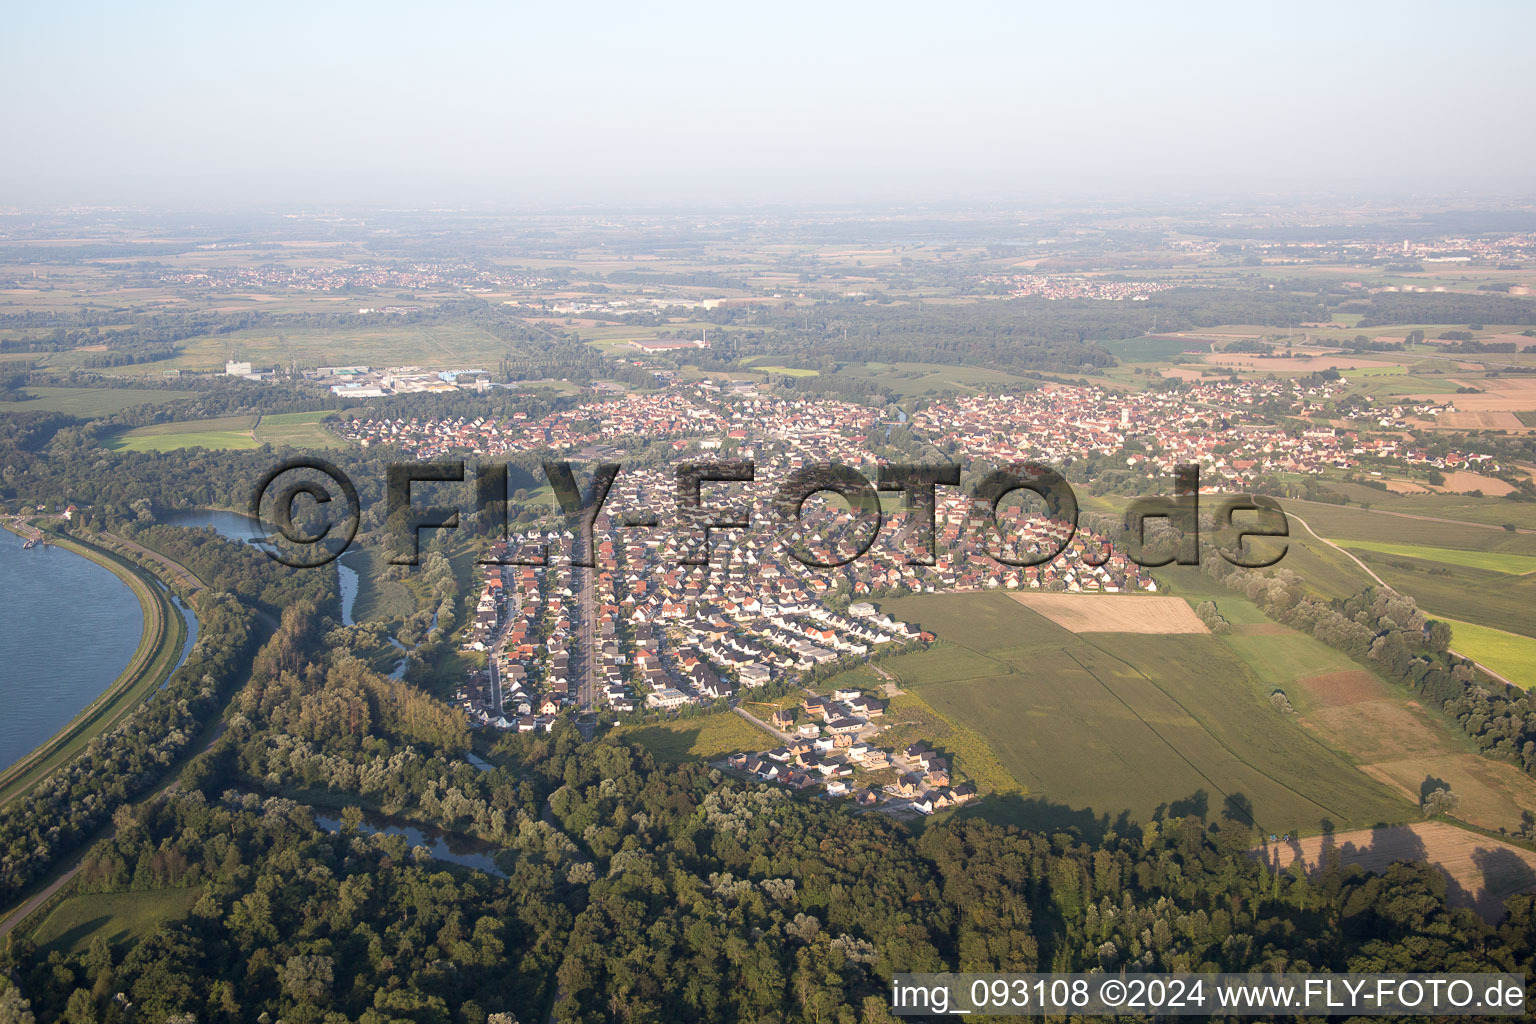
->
5, 719, 1536, 1022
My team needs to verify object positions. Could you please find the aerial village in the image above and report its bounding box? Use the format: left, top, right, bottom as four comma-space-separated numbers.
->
353, 372, 1518, 813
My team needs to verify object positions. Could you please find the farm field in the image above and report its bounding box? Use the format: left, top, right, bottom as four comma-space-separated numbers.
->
1008, 593, 1208, 633
1360, 754, 1536, 835
1254, 822, 1536, 923
1219, 627, 1364, 700
1205, 353, 1406, 372
1226, 618, 1536, 834
2, 386, 198, 416
1161, 567, 1536, 831
103, 415, 261, 452
738, 357, 819, 376
1268, 531, 1376, 600
1145, 568, 1275, 624
877, 592, 1412, 835
873, 689, 1024, 800
1276, 499, 1536, 637
751, 365, 820, 377
29, 887, 201, 957
60, 322, 514, 376
252, 410, 344, 448
832, 360, 1037, 397
1383, 495, 1536, 531
1281, 499, 1536, 555
1337, 538, 1536, 575
1440, 617, 1536, 684
1358, 556, 1536, 641
1096, 336, 1209, 362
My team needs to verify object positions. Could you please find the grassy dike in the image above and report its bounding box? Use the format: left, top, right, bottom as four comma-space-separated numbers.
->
0, 529, 187, 806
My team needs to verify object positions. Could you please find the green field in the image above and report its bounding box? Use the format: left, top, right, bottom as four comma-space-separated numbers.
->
834, 361, 1037, 397
738, 356, 820, 376
1276, 499, 1536, 635
252, 410, 344, 448
30, 888, 201, 957
1097, 336, 1210, 362
1352, 555, 1536, 640
58, 322, 514, 376
751, 365, 820, 377
1283, 499, 1536, 550
618, 713, 770, 762
1339, 538, 1536, 575
878, 592, 1412, 836
1285, 493, 1536, 536
1, 387, 198, 416
104, 415, 261, 452
1442, 618, 1536, 685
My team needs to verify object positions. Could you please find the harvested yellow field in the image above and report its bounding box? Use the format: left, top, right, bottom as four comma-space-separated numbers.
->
1254, 822, 1536, 923
1437, 411, 1525, 429
1436, 471, 1517, 495
1007, 593, 1209, 634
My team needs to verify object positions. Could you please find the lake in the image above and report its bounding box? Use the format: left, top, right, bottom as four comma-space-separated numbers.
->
0, 538, 146, 771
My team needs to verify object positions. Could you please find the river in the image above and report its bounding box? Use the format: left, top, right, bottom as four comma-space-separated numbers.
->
0, 539, 146, 772
160, 509, 416, 678
160, 509, 362, 626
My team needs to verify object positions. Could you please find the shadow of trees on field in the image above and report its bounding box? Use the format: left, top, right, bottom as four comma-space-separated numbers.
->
622, 724, 706, 764
1161, 789, 1209, 821
35, 914, 117, 958
1253, 819, 1536, 924
1222, 792, 1257, 828
1419, 775, 1451, 803
958, 793, 1135, 845
961, 787, 1256, 845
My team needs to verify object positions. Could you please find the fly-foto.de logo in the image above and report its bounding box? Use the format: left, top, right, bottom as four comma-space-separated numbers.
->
251, 458, 1289, 571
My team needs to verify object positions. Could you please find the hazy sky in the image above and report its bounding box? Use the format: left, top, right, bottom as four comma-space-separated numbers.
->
4, 1, 1533, 207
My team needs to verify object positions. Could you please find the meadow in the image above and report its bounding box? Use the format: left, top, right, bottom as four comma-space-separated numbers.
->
1337, 538, 1536, 575
832, 361, 1038, 397
1275, 499, 1536, 638
3, 387, 197, 416
29, 888, 201, 957
100, 411, 346, 452
252, 410, 343, 448
103, 415, 261, 452
617, 713, 771, 763
1439, 617, 1536, 684
1164, 565, 1536, 832
1283, 490, 1536, 532
41, 322, 513, 377
1357, 556, 1536, 641
1280, 498, 1536, 553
